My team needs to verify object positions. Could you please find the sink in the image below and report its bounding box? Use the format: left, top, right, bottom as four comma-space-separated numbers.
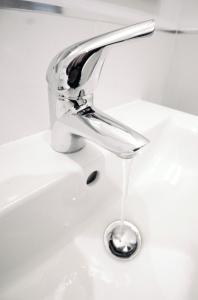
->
1, 100, 198, 299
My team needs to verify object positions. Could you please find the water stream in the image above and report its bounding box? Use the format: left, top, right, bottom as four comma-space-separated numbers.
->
120, 158, 133, 228
104, 156, 142, 259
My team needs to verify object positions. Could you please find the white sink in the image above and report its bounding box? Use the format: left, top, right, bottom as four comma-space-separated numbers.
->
1, 100, 198, 299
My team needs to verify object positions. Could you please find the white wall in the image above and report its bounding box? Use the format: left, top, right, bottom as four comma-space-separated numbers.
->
0, 8, 175, 145
31, 0, 183, 28
162, 34, 198, 115
161, 0, 198, 116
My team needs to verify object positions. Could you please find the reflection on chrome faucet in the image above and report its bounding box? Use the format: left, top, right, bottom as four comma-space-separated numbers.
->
47, 20, 155, 158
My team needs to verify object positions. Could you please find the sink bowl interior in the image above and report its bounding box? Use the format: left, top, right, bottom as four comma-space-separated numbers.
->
1, 101, 198, 300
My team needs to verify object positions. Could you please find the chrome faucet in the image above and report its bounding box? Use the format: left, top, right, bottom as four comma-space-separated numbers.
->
47, 20, 155, 158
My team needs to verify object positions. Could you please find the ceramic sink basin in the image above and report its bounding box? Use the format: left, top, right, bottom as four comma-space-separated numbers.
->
0, 100, 198, 299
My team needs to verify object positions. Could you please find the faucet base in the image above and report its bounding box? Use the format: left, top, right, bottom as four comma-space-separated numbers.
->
51, 121, 85, 153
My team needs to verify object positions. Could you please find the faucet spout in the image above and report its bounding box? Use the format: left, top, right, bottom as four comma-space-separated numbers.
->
52, 106, 149, 158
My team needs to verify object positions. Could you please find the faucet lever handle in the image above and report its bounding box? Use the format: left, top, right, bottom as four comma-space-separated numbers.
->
47, 20, 155, 105
77, 19, 155, 52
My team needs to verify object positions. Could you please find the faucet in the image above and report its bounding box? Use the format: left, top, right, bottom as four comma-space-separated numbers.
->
47, 20, 155, 159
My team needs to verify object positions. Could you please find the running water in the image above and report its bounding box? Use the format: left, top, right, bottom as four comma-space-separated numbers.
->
104, 156, 142, 259
120, 158, 133, 228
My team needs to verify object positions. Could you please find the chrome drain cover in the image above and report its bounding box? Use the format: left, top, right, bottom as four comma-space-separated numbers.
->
104, 220, 141, 260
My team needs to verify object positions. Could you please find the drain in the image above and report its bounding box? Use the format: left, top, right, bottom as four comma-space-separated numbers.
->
104, 220, 141, 260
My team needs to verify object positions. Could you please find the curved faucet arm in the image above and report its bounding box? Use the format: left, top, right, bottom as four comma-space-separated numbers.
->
47, 20, 155, 106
